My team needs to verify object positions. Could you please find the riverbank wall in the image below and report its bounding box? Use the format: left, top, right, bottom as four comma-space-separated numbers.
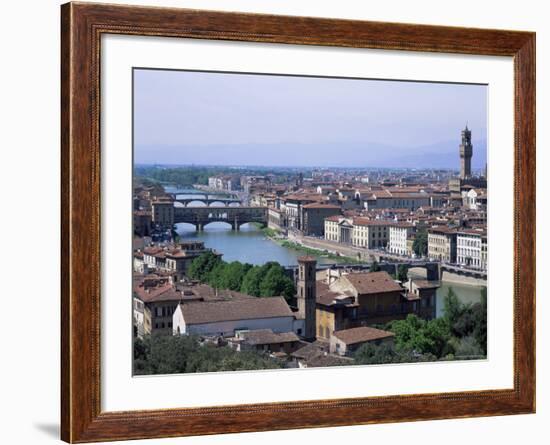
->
287, 232, 374, 261
409, 267, 487, 287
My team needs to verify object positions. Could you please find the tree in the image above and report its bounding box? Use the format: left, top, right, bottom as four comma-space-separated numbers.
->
473, 287, 487, 354
353, 342, 437, 365
240, 266, 263, 297
259, 265, 295, 299
187, 251, 222, 282
370, 260, 381, 272
134, 334, 283, 375
390, 314, 453, 358
452, 335, 485, 358
223, 262, 253, 291
442, 287, 462, 327
412, 227, 428, 257
397, 264, 408, 282
206, 262, 227, 289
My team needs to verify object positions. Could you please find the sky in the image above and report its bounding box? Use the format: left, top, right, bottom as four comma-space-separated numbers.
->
133, 68, 487, 169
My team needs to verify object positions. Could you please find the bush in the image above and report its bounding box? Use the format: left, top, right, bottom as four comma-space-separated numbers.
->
134, 334, 283, 375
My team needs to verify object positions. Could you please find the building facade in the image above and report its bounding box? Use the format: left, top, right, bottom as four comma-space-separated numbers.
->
459, 125, 473, 179
457, 229, 487, 270
297, 256, 317, 340
351, 219, 390, 249
389, 222, 415, 255
428, 227, 458, 263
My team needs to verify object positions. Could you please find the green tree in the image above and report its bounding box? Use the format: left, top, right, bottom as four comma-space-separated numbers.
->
223, 262, 253, 291
451, 335, 485, 358
206, 262, 228, 289
370, 260, 381, 272
187, 251, 222, 282
390, 314, 453, 358
134, 334, 283, 375
473, 287, 487, 354
240, 266, 263, 296
259, 263, 295, 299
397, 264, 409, 282
442, 287, 462, 327
354, 342, 437, 365
412, 227, 428, 257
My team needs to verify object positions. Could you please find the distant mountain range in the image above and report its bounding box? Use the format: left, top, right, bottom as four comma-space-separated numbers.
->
135, 139, 487, 170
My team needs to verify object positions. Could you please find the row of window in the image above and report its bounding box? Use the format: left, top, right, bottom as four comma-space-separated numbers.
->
154, 321, 173, 329
155, 305, 177, 317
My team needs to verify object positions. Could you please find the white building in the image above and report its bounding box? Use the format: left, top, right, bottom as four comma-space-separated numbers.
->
456, 229, 487, 270
389, 223, 415, 255
324, 216, 353, 244
462, 188, 488, 211
351, 218, 391, 249
173, 296, 305, 337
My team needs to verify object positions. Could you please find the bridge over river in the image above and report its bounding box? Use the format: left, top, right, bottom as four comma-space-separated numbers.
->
174, 206, 267, 231
168, 192, 242, 207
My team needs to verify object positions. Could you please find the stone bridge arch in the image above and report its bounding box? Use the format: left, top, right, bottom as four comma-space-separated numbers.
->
173, 206, 268, 231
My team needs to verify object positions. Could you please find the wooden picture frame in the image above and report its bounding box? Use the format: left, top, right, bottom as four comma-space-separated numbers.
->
61, 2, 535, 442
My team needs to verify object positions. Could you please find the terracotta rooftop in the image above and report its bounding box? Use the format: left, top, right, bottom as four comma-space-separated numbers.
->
302, 203, 341, 209
352, 217, 392, 226
180, 296, 294, 325
316, 281, 355, 306
333, 326, 395, 345
412, 280, 441, 289
237, 329, 299, 345
343, 271, 403, 295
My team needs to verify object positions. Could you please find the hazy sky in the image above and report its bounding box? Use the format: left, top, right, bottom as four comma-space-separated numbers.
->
133, 68, 487, 168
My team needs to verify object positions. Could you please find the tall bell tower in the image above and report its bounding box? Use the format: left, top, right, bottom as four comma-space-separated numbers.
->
459, 125, 473, 179
297, 256, 317, 340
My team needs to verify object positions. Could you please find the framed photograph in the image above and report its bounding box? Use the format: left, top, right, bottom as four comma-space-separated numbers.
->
61, 2, 535, 442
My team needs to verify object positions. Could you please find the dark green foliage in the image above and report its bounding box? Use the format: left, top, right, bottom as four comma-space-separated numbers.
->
353, 342, 437, 365
389, 314, 453, 358
412, 227, 428, 257
258, 263, 295, 298
397, 264, 408, 282
188, 255, 295, 300
240, 266, 264, 296
473, 287, 487, 354
187, 251, 222, 282
442, 286, 487, 354
451, 335, 485, 358
206, 261, 253, 291
442, 287, 462, 327
370, 260, 381, 272
134, 334, 283, 375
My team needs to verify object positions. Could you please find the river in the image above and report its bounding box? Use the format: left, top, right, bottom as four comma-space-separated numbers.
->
175, 222, 343, 266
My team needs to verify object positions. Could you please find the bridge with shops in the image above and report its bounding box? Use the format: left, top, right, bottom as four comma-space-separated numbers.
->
173, 206, 267, 231
168, 192, 242, 207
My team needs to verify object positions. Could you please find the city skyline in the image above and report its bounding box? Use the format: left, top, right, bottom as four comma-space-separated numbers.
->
134, 69, 487, 169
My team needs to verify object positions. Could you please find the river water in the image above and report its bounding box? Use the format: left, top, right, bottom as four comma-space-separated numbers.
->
175, 222, 341, 266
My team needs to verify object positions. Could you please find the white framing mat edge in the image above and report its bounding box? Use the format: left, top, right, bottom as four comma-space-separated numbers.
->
101, 34, 514, 412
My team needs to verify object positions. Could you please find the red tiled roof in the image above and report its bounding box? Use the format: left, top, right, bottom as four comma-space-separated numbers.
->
303, 203, 341, 209
343, 271, 403, 295
333, 326, 394, 345
180, 296, 294, 325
